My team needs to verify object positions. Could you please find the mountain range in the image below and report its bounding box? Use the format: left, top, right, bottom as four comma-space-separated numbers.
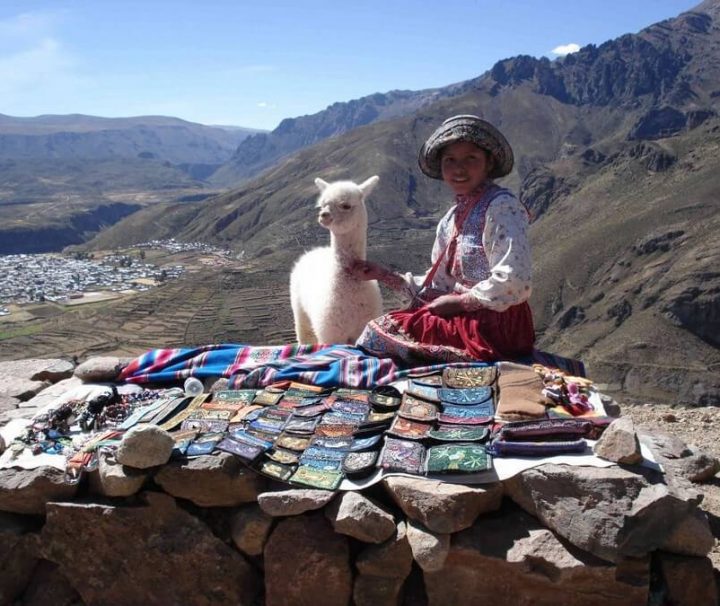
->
2, 0, 719, 404
0, 115, 263, 253
0, 114, 258, 164
208, 86, 470, 186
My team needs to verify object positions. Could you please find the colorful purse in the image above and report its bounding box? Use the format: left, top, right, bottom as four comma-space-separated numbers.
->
438, 387, 492, 406
283, 416, 320, 434
265, 448, 300, 465
387, 416, 432, 439
311, 436, 354, 450
377, 437, 425, 474
438, 403, 493, 425
290, 465, 343, 490
256, 459, 295, 481
334, 388, 371, 402
185, 432, 224, 456
342, 450, 379, 476
348, 433, 384, 451
369, 387, 402, 410
443, 366, 497, 388
427, 425, 489, 443
216, 436, 265, 461
408, 373, 443, 387
398, 394, 439, 422
424, 443, 492, 474
214, 390, 258, 404
405, 382, 441, 403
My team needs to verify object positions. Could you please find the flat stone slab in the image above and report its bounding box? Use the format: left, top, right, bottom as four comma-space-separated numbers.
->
258, 488, 336, 516
74, 356, 131, 383
0, 466, 78, 515
0, 396, 19, 414
660, 507, 715, 557
0, 512, 42, 604
325, 491, 395, 543
383, 476, 503, 534
406, 519, 449, 572
657, 552, 718, 606
354, 521, 413, 606
355, 521, 413, 579
264, 513, 351, 606
0, 359, 74, 385
423, 505, 649, 606
641, 432, 720, 483
231, 504, 274, 557
0, 378, 50, 402
0, 408, 37, 425
115, 425, 174, 469
88, 452, 148, 498
18, 378, 84, 410
593, 417, 643, 464
504, 463, 702, 563
41, 492, 259, 606
155, 452, 265, 507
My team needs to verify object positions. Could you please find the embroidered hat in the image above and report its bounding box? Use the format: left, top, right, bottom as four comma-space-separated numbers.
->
418, 114, 514, 180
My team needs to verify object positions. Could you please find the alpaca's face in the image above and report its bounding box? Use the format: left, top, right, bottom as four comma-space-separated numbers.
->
316, 186, 365, 235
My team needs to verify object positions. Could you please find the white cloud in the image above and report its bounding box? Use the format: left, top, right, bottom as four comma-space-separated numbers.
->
256, 102, 276, 109
551, 43, 581, 56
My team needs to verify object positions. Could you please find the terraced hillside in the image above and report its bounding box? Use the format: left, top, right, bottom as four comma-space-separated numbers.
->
0, 262, 297, 362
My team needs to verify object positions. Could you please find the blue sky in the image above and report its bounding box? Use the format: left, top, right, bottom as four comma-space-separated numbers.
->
0, 0, 701, 130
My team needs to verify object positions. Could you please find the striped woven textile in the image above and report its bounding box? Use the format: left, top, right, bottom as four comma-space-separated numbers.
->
118, 343, 585, 389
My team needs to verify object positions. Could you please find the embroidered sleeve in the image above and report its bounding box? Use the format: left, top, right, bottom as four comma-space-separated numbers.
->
462, 194, 532, 312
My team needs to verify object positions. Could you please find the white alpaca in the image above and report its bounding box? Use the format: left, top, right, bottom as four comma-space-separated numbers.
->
290, 176, 383, 344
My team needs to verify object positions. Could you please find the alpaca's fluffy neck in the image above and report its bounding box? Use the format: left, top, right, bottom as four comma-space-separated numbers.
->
330, 229, 366, 262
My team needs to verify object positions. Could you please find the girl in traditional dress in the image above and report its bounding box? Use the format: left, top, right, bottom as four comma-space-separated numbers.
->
351, 114, 535, 364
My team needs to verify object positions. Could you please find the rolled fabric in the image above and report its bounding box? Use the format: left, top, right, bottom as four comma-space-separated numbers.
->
486, 438, 588, 457
495, 361, 552, 421
495, 418, 593, 441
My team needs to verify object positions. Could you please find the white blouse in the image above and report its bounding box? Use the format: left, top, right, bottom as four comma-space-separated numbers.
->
403, 185, 532, 312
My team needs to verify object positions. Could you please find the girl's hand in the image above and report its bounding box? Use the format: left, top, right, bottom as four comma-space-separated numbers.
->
425, 294, 467, 317
347, 259, 390, 281
347, 260, 407, 291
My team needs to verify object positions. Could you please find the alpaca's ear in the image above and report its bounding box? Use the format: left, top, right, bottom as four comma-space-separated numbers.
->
315, 178, 330, 192
359, 175, 379, 196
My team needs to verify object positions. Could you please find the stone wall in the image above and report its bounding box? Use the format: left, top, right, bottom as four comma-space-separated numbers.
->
0, 357, 718, 605
0, 444, 717, 606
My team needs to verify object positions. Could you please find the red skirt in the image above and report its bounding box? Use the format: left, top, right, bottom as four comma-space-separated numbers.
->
357, 302, 535, 364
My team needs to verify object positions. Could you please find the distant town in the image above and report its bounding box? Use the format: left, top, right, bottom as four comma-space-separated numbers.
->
135, 239, 234, 257
0, 239, 232, 311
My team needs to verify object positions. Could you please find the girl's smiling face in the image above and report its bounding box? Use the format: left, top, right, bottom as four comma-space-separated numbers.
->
440, 141, 492, 196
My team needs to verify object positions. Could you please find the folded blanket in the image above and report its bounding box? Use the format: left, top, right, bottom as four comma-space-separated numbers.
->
495, 361, 552, 421
119, 344, 494, 389
118, 344, 584, 391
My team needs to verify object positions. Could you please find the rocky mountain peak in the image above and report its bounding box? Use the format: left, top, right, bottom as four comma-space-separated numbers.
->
695, 0, 720, 17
